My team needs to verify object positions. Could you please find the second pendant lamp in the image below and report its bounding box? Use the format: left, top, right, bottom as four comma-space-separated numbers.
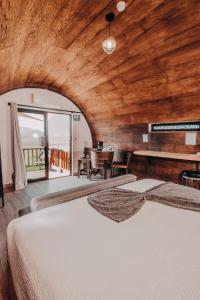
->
102, 12, 116, 55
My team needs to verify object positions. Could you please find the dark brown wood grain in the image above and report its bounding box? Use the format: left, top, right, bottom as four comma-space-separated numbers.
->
1, 0, 200, 182
132, 155, 199, 183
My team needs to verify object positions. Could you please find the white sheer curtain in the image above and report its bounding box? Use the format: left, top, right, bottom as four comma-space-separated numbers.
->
10, 102, 27, 190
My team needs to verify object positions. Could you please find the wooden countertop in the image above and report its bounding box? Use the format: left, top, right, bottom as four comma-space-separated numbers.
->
134, 150, 200, 162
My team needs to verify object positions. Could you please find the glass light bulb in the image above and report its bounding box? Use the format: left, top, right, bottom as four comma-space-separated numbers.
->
102, 36, 117, 54
116, 1, 126, 12
106, 40, 113, 49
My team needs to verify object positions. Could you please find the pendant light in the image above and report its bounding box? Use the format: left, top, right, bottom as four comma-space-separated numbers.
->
102, 12, 116, 55
116, 1, 126, 12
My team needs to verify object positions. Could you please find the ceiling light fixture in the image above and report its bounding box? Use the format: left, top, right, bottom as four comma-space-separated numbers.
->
116, 1, 126, 12
102, 12, 116, 55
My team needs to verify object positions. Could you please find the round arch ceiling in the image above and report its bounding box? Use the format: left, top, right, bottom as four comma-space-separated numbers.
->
1, 0, 200, 149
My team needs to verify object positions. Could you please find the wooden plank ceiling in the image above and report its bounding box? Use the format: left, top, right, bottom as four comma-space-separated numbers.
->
1, 0, 200, 148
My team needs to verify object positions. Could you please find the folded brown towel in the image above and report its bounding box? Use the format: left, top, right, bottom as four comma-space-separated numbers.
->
87, 188, 145, 222
145, 182, 200, 212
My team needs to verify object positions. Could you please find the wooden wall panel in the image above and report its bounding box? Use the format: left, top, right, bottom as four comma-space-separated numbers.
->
1, 0, 200, 182
132, 155, 198, 183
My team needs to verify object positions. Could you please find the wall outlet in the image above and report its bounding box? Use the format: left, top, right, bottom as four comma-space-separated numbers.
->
185, 132, 197, 145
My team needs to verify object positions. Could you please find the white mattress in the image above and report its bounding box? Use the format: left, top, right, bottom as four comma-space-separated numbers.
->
7, 179, 200, 300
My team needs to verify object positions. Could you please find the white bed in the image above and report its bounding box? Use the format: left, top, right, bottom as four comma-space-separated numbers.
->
7, 179, 200, 300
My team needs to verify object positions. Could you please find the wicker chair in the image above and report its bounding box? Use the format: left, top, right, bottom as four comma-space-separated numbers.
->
90, 150, 114, 180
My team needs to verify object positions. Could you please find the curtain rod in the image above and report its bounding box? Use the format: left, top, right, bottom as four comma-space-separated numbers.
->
8, 103, 81, 114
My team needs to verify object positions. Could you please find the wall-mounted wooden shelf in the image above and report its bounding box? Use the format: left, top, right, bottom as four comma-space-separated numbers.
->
134, 151, 200, 162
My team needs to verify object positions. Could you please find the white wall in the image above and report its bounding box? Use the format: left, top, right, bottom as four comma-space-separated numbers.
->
0, 88, 93, 185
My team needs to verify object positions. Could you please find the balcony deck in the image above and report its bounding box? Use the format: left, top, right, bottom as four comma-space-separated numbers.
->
28, 168, 70, 180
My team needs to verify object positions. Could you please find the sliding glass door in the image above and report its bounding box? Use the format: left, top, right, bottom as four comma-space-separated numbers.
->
18, 109, 48, 181
47, 113, 71, 179
18, 109, 72, 182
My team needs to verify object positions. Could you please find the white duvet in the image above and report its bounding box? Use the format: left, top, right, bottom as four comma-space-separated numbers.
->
7, 179, 200, 300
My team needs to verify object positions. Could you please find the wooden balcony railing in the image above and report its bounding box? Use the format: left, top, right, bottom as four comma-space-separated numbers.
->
23, 148, 70, 171
23, 147, 45, 170
50, 148, 70, 171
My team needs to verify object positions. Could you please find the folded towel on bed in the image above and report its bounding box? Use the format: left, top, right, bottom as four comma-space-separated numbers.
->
145, 182, 200, 212
87, 188, 145, 222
